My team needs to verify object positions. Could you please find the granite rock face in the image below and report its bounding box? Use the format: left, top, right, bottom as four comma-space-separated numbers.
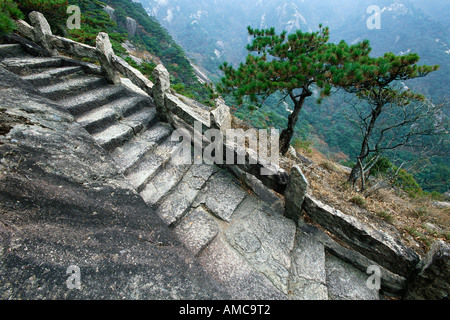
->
126, 17, 138, 37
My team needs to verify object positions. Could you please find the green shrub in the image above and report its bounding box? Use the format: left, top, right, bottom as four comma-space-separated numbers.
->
124, 56, 156, 81
370, 156, 392, 176
377, 211, 394, 223
394, 168, 424, 198
369, 156, 425, 198
292, 138, 313, 155
350, 196, 366, 206
428, 191, 444, 201
17, 0, 68, 35
340, 159, 356, 169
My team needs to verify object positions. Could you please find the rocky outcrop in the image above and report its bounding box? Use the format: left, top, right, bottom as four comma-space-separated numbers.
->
126, 17, 138, 37
405, 241, 449, 300
303, 195, 420, 278
103, 5, 115, 21
103, 5, 137, 37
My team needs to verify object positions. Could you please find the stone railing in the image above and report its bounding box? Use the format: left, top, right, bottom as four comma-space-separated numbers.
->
16, 12, 154, 96
13, 11, 291, 197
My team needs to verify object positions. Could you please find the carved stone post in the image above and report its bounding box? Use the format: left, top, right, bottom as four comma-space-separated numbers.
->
28, 11, 57, 56
210, 98, 232, 134
96, 32, 121, 84
284, 165, 309, 223
152, 64, 172, 123
15, 20, 35, 41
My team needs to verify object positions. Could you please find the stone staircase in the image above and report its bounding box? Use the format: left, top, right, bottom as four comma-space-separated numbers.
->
0, 43, 381, 300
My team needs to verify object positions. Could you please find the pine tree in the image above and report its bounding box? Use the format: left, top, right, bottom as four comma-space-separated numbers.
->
217, 25, 372, 155
335, 51, 440, 188
0, 0, 24, 37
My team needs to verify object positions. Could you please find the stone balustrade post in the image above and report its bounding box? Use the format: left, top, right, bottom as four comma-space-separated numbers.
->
152, 64, 172, 123
210, 98, 232, 134
28, 11, 57, 56
96, 32, 121, 84
15, 20, 35, 41
284, 165, 309, 223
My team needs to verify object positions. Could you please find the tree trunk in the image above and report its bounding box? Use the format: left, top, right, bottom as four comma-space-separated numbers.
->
348, 103, 383, 186
279, 90, 311, 155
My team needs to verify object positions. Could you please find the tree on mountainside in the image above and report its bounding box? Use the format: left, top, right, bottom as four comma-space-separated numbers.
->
334, 51, 442, 189
217, 25, 373, 155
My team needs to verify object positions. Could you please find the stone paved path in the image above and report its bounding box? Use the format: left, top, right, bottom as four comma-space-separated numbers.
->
0, 43, 380, 299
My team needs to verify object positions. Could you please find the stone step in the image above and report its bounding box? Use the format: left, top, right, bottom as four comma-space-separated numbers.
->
0, 44, 27, 59
77, 95, 153, 134
224, 206, 297, 296
59, 85, 127, 116
38, 75, 107, 100
120, 107, 158, 135
325, 254, 379, 300
110, 124, 173, 175
21, 66, 84, 86
197, 234, 287, 300
288, 231, 329, 300
91, 122, 135, 151
125, 136, 181, 192
155, 164, 217, 227
173, 207, 220, 256
140, 159, 192, 208
2, 57, 64, 74
192, 170, 247, 223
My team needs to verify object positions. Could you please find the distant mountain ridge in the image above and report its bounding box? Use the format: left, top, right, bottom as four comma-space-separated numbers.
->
137, 0, 449, 102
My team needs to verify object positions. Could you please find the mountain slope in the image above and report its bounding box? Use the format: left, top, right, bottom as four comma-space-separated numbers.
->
67, 0, 210, 102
